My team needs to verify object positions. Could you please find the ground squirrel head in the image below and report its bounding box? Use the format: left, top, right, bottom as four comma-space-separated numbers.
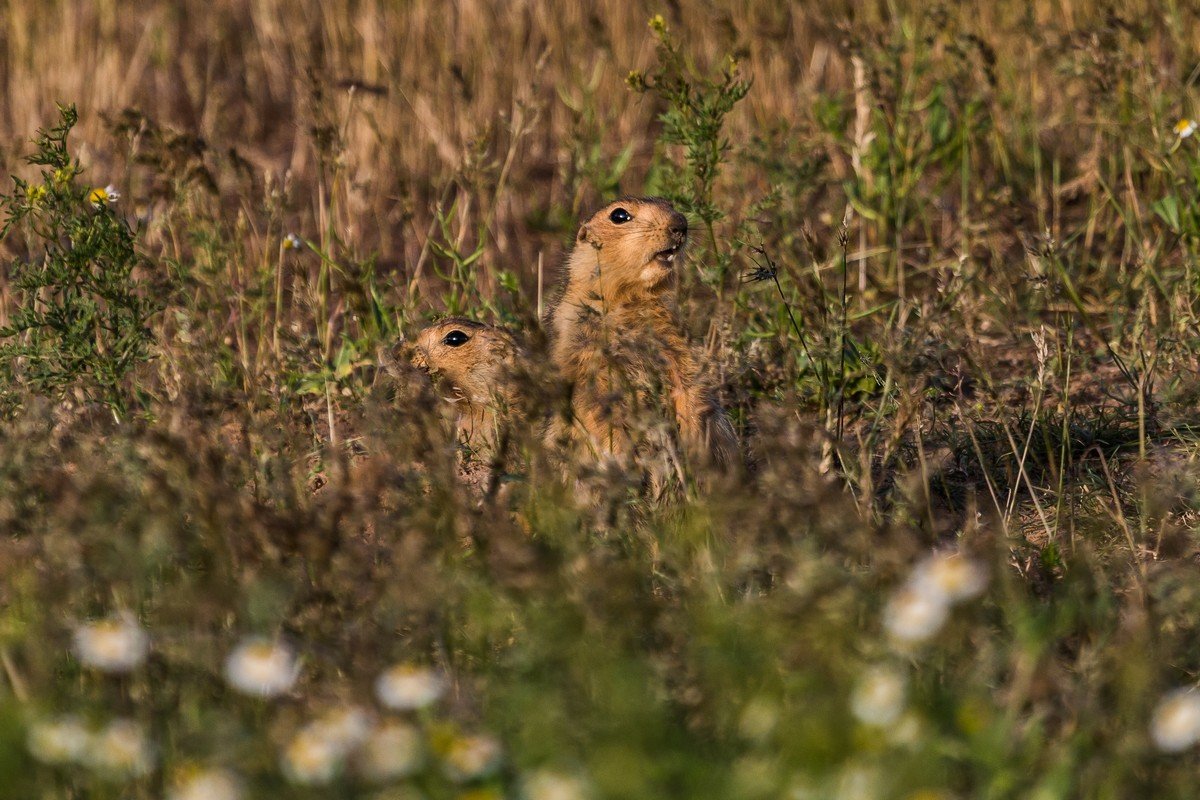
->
570, 197, 689, 296
411, 318, 519, 406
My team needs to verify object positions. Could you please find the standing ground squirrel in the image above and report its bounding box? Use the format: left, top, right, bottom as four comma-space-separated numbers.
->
546, 197, 739, 471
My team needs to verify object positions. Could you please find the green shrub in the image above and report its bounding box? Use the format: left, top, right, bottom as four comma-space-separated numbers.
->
0, 104, 156, 417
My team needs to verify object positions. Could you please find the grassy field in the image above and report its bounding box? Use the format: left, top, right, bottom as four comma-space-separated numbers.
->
4, 0, 1200, 797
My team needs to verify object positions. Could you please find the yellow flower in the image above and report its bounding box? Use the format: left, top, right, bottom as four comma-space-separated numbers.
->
25, 184, 47, 206
648, 14, 667, 35
1175, 119, 1197, 139
88, 184, 120, 209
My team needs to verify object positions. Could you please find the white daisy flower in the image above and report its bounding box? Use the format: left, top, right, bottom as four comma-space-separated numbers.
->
72, 613, 150, 673
737, 697, 779, 742
834, 764, 879, 800
1175, 119, 1197, 139
357, 721, 424, 782
375, 663, 445, 711
441, 733, 502, 782
883, 584, 949, 645
283, 233, 303, 250
27, 715, 92, 765
223, 638, 299, 698
282, 706, 374, 785
282, 725, 343, 786
850, 666, 907, 727
89, 184, 120, 208
168, 767, 243, 800
525, 769, 592, 800
887, 712, 923, 748
909, 551, 988, 604
1151, 687, 1200, 752
86, 718, 153, 777
313, 706, 373, 753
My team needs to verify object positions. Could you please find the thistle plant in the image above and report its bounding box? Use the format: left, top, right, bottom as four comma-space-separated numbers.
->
0, 104, 156, 417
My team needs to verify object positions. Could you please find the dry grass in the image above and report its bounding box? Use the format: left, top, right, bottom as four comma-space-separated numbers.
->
4, 1, 1200, 798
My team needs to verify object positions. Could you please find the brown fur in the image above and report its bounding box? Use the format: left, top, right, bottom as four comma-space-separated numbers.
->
408, 317, 522, 452
546, 197, 739, 471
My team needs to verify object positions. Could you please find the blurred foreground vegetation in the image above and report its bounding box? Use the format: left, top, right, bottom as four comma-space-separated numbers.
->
5, 1, 1200, 797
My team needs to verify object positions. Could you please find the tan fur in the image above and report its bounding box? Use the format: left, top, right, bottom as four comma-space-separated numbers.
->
546, 197, 739, 470
409, 317, 521, 452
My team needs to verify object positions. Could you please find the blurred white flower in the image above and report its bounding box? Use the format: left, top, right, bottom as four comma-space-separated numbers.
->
282, 725, 343, 785
910, 551, 988, 604
89, 184, 120, 208
315, 706, 373, 753
169, 767, 243, 800
834, 764, 879, 800
738, 697, 779, 742
850, 666, 906, 727
283, 233, 303, 250
27, 715, 91, 765
787, 776, 820, 800
87, 718, 153, 777
224, 639, 298, 698
1176, 119, 1197, 139
375, 663, 445, 710
73, 613, 150, 673
731, 756, 780, 798
524, 769, 591, 800
887, 712, 923, 747
366, 788, 430, 800
357, 721, 424, 782
1151, 688, 1200, 752
441, 733, 502, 782
883, 584, 949, 645
283, 706, 374, 785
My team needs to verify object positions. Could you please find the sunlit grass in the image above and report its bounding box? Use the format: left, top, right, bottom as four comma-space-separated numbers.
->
2, 1, 1200, 798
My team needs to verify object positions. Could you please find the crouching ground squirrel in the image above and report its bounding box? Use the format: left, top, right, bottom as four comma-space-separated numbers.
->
547, 197, 739, 471
407, 317, 524, 452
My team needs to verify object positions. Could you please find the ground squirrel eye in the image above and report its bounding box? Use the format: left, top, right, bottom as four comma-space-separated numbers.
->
442, 330, 470, 347
609, 208, 632, 224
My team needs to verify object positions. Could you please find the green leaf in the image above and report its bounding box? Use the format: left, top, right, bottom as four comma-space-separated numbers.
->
1151, 195, 1182, 233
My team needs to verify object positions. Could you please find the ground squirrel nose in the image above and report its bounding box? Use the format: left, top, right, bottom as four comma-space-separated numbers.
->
669, 212, 688, 237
